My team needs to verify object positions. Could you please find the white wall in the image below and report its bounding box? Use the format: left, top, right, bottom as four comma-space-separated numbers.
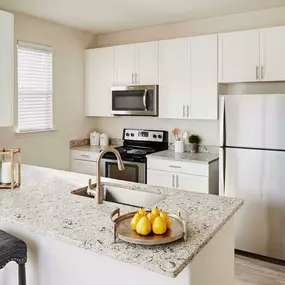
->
0, 12, 97, 170
93, 6, 285, 146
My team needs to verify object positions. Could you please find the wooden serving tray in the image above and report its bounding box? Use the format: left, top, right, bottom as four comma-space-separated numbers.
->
110, 209, 187, 245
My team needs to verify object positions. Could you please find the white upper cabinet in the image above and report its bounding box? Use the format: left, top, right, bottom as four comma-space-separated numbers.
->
114, 44, 135, 85
135, 41, 159, 85
159, 38, 190, 119
218, 30, 259, 83
114, 42, 159, 86
190, 34, 218, 120
85, 47, 114, 117
219, 26, 285, 83
0, 11, 14, 127
159, 35, 218, 120
260, 26, 285, 81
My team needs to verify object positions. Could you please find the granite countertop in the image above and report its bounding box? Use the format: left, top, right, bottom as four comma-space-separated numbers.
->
147, 150, 219, 164
0, 165, 242, 278
71, 144, 119, 152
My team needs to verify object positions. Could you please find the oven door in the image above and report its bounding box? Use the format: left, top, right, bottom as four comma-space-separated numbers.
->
101, 159, 146, 184
111, 85, 158, 116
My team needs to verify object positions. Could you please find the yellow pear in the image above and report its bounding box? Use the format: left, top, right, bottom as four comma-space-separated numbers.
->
152, 216, 167, 235
130, 212, 142, 230
151, 207, 160, 218
160, 211, 172, 229
147, 212, 155, 224
136, 216, 152, 236
138, 208, 147, 217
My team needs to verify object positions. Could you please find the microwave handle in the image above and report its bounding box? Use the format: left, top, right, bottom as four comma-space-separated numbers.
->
143, 90, 148, 111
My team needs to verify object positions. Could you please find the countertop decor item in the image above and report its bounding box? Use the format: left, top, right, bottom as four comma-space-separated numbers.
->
0, 148, 21, 189
110, 208, 187, 245
90, 131, 100, 146
188, 135, 201, 153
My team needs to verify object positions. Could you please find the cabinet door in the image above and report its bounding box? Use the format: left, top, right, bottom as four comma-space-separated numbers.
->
218, 30, 259, 83
159, 38, 190, 119
147, 169, 173, 188
0, 11, 13, 127
189, 35, 218, 119
260, 26, 285, 81
176, 173, 209, 194
71, 159, 97, 175
85, 47, 114, 117
135, 41, 159, 85
114, 44, 135, 85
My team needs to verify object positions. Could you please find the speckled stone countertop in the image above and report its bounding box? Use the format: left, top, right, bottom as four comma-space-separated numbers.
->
147, 150, 219, 164
0, 165, 242, 278
71, 144, 119, 152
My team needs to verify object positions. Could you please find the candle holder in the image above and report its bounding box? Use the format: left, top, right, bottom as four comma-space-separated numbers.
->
0, 148, 21, 189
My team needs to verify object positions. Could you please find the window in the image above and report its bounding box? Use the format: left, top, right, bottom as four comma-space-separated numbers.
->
17, 42, 53, 132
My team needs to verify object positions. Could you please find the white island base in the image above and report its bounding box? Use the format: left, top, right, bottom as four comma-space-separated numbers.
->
0, 219, 234, 285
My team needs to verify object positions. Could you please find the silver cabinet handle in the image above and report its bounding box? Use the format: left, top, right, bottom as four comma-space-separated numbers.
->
132, 73, 134, 84
187, 105, 189, 117
143, 90, 148, 111
261, 65, 264, 79
169, 165, 182, 169
183, 105, 185, 117
176, 175, 179, 188
256, 66, 259, 80
81, 154, 90, 158
135, 73, 138, 84
171, 174, 174, 188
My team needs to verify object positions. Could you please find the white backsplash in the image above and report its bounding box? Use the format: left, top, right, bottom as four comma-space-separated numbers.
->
95, 117, 219, 146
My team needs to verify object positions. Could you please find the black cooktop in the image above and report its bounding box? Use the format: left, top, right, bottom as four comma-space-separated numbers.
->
103, 146, 157, 163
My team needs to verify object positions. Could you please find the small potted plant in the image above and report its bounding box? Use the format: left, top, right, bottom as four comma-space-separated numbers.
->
188, 134, 201, 153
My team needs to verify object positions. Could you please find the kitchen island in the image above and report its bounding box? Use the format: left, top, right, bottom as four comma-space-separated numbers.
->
0, 165, 242, 285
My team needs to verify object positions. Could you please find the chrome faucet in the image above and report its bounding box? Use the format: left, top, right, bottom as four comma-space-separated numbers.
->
92, 148, 124, 204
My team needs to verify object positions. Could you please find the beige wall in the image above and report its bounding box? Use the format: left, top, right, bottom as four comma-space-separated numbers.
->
97, 6, 285, 46
0, 12, 97, 170
93, 6, 285, 146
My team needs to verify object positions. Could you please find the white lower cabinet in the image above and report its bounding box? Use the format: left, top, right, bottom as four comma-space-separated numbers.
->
70, 150, 99, 175
147, 158, 219, 195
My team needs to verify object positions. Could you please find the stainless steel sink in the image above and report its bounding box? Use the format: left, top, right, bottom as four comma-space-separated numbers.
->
71, 184, 166, 208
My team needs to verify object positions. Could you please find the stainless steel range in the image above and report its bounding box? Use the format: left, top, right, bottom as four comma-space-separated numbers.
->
101, 129, 168, 184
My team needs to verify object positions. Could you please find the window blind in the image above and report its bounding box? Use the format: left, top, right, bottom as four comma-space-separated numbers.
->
17, 42, 53, 132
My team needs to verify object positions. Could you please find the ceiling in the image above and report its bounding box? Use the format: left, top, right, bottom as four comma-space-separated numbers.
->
1, 0, 285, 34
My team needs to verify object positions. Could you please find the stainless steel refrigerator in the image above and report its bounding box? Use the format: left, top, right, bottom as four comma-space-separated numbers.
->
220, 94, 285, 261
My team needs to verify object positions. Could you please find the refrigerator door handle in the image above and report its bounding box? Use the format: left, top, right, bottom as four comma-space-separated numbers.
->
219, 148, 226, 196
219, 96, 225, 147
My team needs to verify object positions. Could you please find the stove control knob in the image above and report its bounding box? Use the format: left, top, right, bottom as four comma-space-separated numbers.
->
126, 133, 130, 137
153, 134, 157, 139
131, 133, 134, 137
158, 135, 162, 139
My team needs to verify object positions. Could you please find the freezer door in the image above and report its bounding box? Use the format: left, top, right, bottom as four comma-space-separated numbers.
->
222, 94, 285, 150
224, 147, 285, 260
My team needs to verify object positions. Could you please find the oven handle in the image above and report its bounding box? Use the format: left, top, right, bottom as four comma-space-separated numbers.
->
143, 90, 148, 111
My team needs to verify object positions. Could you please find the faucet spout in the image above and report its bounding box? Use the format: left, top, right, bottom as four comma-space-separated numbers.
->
95, 148, 124, 204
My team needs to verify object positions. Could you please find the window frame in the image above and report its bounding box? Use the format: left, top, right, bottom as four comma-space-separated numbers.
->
16, 41, 55, 134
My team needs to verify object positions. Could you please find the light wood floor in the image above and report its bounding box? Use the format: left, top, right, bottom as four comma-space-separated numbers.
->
235, 254, 285, 285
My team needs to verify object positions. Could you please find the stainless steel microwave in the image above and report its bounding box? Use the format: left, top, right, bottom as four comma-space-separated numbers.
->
111, 85, 158, 116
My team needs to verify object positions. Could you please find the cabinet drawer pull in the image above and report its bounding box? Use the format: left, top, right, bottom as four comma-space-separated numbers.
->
169, 165, 182, 169
176, 175, 179, 188
132, 73, 134, 84
81, 154, 90, 158
183, 105, 185, 117
172, 174, 175, 188
187, 105, 189, 117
